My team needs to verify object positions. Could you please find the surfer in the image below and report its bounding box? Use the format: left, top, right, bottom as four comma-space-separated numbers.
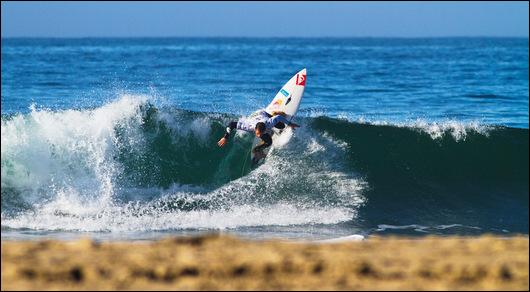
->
217, 110, 299, 161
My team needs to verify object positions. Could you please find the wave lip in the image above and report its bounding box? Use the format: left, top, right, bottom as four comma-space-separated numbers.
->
348, 116, 492, 141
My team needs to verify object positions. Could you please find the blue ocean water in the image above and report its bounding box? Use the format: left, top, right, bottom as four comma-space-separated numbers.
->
1, 38, 528, 241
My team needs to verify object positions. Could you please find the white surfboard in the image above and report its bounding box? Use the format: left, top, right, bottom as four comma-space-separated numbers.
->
250, 68, 307, 166
265, 68, 307, 120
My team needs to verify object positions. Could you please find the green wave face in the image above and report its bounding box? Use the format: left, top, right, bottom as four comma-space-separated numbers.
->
311, 117, 528, 230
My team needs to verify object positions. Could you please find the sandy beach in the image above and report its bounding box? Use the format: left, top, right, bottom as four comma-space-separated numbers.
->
1, 234, 528, 291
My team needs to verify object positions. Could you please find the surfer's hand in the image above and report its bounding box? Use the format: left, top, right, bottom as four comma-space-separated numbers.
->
290, 123, 300, 129
217, 137, 227, 147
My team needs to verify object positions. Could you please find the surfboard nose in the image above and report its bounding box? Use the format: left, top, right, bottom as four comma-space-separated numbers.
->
299, 68, 307, 75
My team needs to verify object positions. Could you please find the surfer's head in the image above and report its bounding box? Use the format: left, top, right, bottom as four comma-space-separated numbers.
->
255, 122, 266, 137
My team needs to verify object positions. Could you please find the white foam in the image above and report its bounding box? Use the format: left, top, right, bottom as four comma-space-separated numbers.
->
315, 234, 365, 243
1, 201, 353, 232
408, 119, 490, 141
305, 138, 325, 154
375, 224, 483, 233
1, 94, 148, 205
349, 116, 491, 141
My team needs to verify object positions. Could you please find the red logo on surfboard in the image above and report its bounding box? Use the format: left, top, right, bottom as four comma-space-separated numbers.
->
296, 74, 306, 86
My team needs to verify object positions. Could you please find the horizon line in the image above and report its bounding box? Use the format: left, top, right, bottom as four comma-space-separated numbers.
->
2, 35, 529, 39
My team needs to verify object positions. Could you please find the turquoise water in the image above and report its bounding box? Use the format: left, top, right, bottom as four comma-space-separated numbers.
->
1, 38, 528, 240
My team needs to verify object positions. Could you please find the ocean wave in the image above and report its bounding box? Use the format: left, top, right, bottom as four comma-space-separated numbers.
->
1, 95, 528, 233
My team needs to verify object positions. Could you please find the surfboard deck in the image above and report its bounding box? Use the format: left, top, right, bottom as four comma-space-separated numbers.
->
250, 69, 307, 167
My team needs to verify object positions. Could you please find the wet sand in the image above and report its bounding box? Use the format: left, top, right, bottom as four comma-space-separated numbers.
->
1, 234, 528, 290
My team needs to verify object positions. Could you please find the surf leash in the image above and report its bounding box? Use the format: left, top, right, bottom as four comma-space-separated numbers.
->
241, 146, 252, 176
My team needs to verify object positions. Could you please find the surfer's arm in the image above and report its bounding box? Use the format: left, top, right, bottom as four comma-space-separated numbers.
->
223, 121, 238, 139
253, 133, 272, 153
218, 121, 237, 147
268, 115, 300, 128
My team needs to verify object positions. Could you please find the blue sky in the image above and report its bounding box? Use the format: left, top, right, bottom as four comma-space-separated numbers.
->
1, 1, 528, 37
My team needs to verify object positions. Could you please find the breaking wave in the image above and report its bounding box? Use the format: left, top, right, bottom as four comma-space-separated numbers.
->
2, 95, 528, 233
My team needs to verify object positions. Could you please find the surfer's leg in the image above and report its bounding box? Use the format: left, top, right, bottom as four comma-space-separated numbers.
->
253, 133, 272, 153
252, 148, 267, 158
251, 138, 271, 165
251, 149, 267, 166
